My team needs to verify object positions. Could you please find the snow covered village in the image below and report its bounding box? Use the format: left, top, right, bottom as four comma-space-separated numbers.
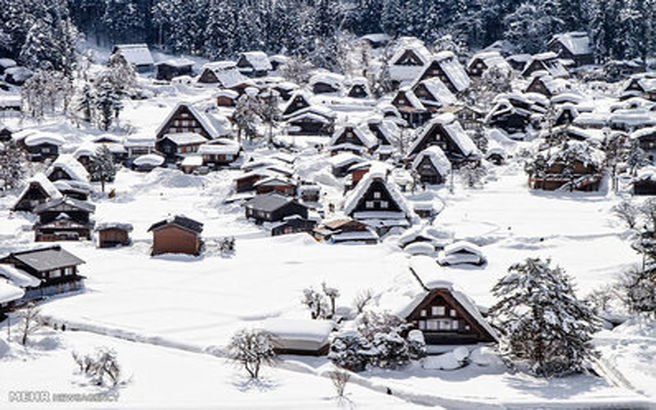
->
1, 0, 656, 408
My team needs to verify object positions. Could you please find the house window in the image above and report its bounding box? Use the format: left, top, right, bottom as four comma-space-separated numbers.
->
420, 309, 426, 317
418, 320, 426, 330
431, 306, 446, 316
450, 309, 456, 317
426, 319, 439, 331
373, 191, 381, 199
452, 320, 459, 329
42, 147, 51, 153
365, 201, 374, 209
439, 319, 452, 330
380, 200, 388, 208
226, 154, 233, 160
50, 269, 61, 278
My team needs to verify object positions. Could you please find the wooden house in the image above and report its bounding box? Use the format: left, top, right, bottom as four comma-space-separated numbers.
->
466, 51, 511, 77
260, 319, 333, 356
234, 170, 276, 193
521, 52, 569, 78
528, 141, 604, 191
197, 140, 241, 168
95, 222, 133, 248
415, 51, 471, 94
411, 146, 451, 185
286, 107, 335, 136
484, 95, 535, 135
268, 55, 288, 71
345, 77, 371, 99
632, 167, 656, 195
367, 117, 400, 147
389, 39, 432, 87
313, 218, 379, 244
0, 245, 85, 300
620, 75, 656, 102
309, 72, 343, 95
0, 279, 24, 319
270, 215, 317, 237
254, 176, 297, 196
411, 78, 457, 112
408, 114, 479, 165
216, 89, 239, 107
33, 197, 95, 242
399, 263, 496, 347
12, 173, 62, 212
148, 215, 204, 256
244, 193, 308, 223
156, 58, 194, 81
20, 133, 64, 162
156, 102, 228, 141
328, 152, 366, 178
282, 92, 312, 118
360, 33, 392, 49
112, 44, 154, 72
236, 51, 272, 77
342, 166, 417, 233
328, 123, 378, 156
197, 62, 253, 90
631, 127, 656, 162
52, 180, 90, 201
124, 134, 156, 160
156, 133, 207, 163
392, 88, 431, 128
525, 74, 566, 98
46, 154, 90, 184
547, 32, 594, 67
132, 153, 165, 172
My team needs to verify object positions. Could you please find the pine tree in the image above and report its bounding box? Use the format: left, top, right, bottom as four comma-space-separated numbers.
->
76, 83, 95, 123
88, 145, 116, 192
94, 76, 122, 131
204, 0, 235, 59
102, 0, 144, 44
232, 94, 261, 142
0, 141, 27, 192
490, 258, 599, 377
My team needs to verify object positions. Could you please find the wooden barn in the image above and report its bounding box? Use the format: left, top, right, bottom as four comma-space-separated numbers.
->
312, 218, 379, 244
528, 141, 604, 191
328, 123, 378, 156
345, 77, 371, 99
254, 176, 297, 196
216, 90, 239, 107
282, 92, 312, 118
411, 78, 457, 112
148, 215, 204, 256
19, 133, 64, 162
309, 72, 343, 95
466, 51, 511, 77
0, 246, 85, 300
95, 222, 133, 248
286, 107, 335, 136
521, 52, 569, 78
112, 44, 154, 72
270, 215, 317, 237
155, 102, 228, 140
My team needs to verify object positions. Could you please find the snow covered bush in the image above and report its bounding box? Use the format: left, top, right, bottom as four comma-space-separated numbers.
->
613, 200, 640, 230
460, 162, 487, 188
233, 94, 261, 142
489, 258, 599, 377
369, 331, 411, 369
328, 370, 350, 398
356, 311, 408, 341
302, 287, 330, 320
278, 56, 314, 85
72, 347, 122, 387
219, 237, 236, 256
620, 267, 656, 317
328, 330, 373, 372
227, 329, 277, 379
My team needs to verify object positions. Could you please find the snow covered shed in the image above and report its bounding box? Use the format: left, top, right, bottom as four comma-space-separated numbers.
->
259, 319, 334, 356
95, 222, 133, 248
412, 146, 451, 185
148, 215, 204, 256
112, 44, 155, 72
244, 193, 308, 223
437, 241, 486, 266
312, 218, 379, 244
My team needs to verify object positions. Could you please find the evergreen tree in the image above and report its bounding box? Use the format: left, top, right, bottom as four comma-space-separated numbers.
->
76, 83, 95, 123
204, 0, 236, 59
0, 141, 27, 192
88, 145, 117, 192
490, 258, 599, 377
102, 0, 144, 44
232, 94, 261, 142
94, 76, 123, 131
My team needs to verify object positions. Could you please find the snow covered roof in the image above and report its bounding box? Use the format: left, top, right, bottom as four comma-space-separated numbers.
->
413, 78, 456, 107
46, 154, 90, 182
94, 222, 134, 232
113, 44, 154, 67
398, 224, 453, 249
134, 153, 164, 167
155, 58, 194, 68
410, 113, 479, 158
634, 165, 656, 182
23, 133, 64, 147
124, 134, 155, 148
631, 126, 656, 140
343, 165, 417, 222
412, 146, 451, 177
198, 142, 240, 155
201, 64, 251, 88
330, 123, 378, 149
258, 319, 333, 351
239, 51, 272, 71
395, 87, 425, 111
467, 50, 511, 72
14, 173, 62, 208
327, 152, 365, 168
216, 89, 239, 99
309, 71, 344, 91
0, 279, 24, 304
0, 58, 16, 69
549, 32, 591, 56
430, 51, 471, 92
73, 143, 97, 159
286, 106, 336, 123
245, 192, 303, 212
0, 264, 41, 288
148, 215, 203, 234
390, 38, 432, 66
6, 246, 85, 272
161, 132, 207, 146
544, 140, 605, 168
180, 155, 203, 167
156, 102, 229, 139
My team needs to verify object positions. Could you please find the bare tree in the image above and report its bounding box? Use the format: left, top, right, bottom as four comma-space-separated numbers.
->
352, 289, 374, 315
73, 348, 122, 386
20, 302, 42, 346
328, 370, 350, 398
302, 287, 329, 319
613, 200, 640, 230
227, 329, 277, 379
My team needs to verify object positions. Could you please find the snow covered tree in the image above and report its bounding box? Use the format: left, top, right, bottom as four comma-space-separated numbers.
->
613, 200, 640, 230
219, 236, 236, 256
88, 145, 116, 192
460, 162, 487, 188
72, 347, 122, 386
322, 282, 340, 318
0, 141, 27, 192
227, 329, 277, 379
94, 76, 123, 131
107, 52, 137, 96
356, 311, 408, 341
278, 56, 314, 86
258, 89, 281, 144
76, 83, 95, 123
352, 288, 374, 315
302, 287, 329, 320
102, 0, 144, 44
620, 266, 656, 317
233, 94, 261, 142
627, 139, 648, 175
203, 0, 235, 59
490, 258, 599, 377
19, 302, 42, 346
328, 370, 350, 398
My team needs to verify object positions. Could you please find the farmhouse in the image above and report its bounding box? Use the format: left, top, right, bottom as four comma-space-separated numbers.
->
345, 77, 371, 99
216, 89, 239, 107
415, 51, 471, 94
156, 58, 194, 81
309, 72, 343, 94
312, 218, 379, 244
244, 193, 308, 223
328, 123, 378, 155
236, 51, 272, 77
156, 102, 229, 140
547, 32, 594, 67
46, 154, 90, 185
521, 52, 569, 78
528, 141, 605, 191
282, 91, 312, 118
254, 176, 297, 196
0, 245, 85, 300
408, 114, 479, 164
286, 106, 335, 136
389, 38, 433, 86
412, 146, 451, 185
12, 173, 62, 212
33, 197, 95, 242
392, 87, 431, 128
197, 140, 241, 168
132, 153, 165, 172
466, 50, 511, 77
198, 62, 252, 90
112, 44, 154, 72
148, 215, 204, 256
412, 78, 457, 112
270, 215, 317, 237
19, 133, 64, 162
156, 132, 207, 163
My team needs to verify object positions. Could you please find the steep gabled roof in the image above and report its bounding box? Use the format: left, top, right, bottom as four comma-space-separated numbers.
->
156, 102, 228, 139
409, 113, 479, 158
548, 32, 591, 57
412, 145, 451, 177
4, 245, 85, 272
113, 44, 154, 66
46, 154, 90, 182
330, 123, 378, 149
34, 197, 95, 213
238, 51, 272, 71
13, 173, 62, 209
